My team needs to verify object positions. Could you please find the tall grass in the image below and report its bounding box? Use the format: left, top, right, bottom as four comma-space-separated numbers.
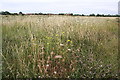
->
2, 15, 118, 78
0, 15, 2, 79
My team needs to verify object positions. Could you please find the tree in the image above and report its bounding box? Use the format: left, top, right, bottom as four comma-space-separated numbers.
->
0, 11, 11, 15
89, 14, 95, 16
81, 14, 85, 16
19, 12, 24, 15
12, 13, 18, 15
59, 13, 65, 15
96, 14, 101, 17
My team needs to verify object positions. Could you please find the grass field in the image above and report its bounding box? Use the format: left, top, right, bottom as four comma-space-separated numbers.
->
1, 15, 119, 78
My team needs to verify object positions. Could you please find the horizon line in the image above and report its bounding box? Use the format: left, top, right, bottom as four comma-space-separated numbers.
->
0, 11, 119, 15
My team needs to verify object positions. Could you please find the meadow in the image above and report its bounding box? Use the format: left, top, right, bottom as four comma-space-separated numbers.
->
1, 15, 119, 78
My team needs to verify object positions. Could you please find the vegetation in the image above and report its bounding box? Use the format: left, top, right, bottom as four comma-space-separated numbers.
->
0, 11, 120, 17
1, 15, 119, 79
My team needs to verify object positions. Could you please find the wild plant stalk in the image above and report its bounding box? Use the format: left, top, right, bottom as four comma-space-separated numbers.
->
2, 15, 118, 78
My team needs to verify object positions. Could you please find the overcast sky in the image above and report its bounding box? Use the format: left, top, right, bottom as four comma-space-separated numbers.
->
0, 0, 119, 14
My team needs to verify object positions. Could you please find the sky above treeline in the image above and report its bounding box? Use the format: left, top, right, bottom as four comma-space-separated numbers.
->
1, 0, 120, 15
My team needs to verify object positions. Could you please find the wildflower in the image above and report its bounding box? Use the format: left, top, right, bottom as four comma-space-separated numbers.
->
38, 76, 41, 78
46, 64, 49, 67
60, 43, 64, 47
100, 65, 103, 67
67, 40, 72, 44
54, 71, 57, 74
67, 40, 71, 42
62, 32, 65, 34
54, 55, 62, 59
68, 49, 71, 51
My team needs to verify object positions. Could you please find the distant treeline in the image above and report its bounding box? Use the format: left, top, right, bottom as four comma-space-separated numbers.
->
0, 11, 120, 17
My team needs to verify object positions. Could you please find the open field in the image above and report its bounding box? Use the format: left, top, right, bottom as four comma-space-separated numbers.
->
1, 15, 118, 78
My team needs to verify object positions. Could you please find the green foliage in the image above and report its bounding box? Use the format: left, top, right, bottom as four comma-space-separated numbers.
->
0, 11, 11, 15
